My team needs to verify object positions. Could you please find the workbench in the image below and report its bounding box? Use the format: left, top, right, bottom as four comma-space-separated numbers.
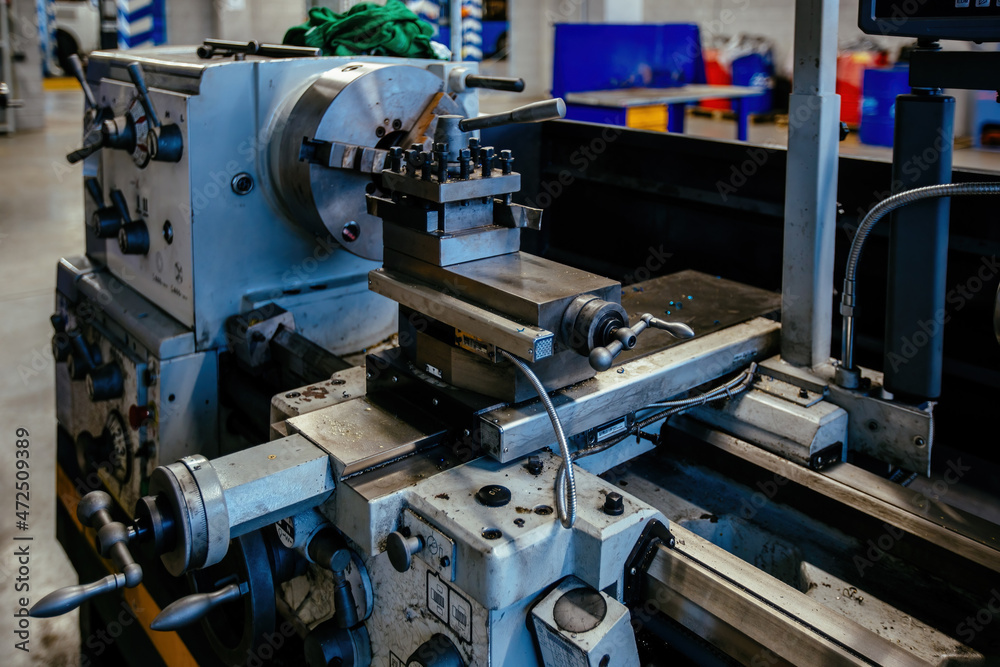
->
565, 84, 764, 141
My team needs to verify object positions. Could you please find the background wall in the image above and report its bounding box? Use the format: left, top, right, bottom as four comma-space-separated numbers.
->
165, 0, 308, 46
643, 0, 912, 77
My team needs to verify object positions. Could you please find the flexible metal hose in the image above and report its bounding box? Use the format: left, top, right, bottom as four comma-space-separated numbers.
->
567, 363, 758, 463
499, 350, 576, 528
840, 182, 1000, 370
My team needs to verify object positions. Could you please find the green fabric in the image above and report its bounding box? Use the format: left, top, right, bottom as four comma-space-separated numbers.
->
283, 0, 440, 59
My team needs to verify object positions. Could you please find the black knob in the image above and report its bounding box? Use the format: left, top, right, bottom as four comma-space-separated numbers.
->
152, 124, 184, 163
90, 207, 123, 238
386, 531, 423, 573
407, 633, 465, 667
51, 317, 72, 362
476, 484, 511, 507
66, 330, 101, 380
602, 491, 625, 516
525, 456, 543, 475
86, 362, 124, 401
119, 221, 150, 255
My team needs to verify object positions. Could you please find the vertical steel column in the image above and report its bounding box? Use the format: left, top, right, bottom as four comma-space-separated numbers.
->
450, 0, 463, 61
0, 0, 13, 133
781, 0, 841, 368
884, 89, 954, 400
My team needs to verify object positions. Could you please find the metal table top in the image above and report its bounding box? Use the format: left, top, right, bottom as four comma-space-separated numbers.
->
565, 84, 763, 108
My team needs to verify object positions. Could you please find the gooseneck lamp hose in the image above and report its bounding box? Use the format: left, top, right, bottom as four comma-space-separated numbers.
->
499, 350, 577, 529
840, 182, 1000, 372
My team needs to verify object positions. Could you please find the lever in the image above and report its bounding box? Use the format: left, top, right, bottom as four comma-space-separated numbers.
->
0, 82, 24, 109
458, 98, 566, 132
589, 313, 695, 372
66, 54, 98, 111
150, 582, 247, 631
126, 62, 159, 128
30, 491, 143, 618
464, 75, 525, 93
308, 528, 362, 629
197, 39, 321, 59
85, 178, 104, 207
30, 574, 127, 618
66, 129, 105, 164
66, 329, 102, 379
110, 189, 132, 224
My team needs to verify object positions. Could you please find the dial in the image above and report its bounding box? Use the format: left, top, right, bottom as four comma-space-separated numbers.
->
105, 411, 133, 483
126, 97, 151, 168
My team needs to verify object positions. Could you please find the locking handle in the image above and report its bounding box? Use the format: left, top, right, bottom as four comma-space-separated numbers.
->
457, 98, 566, 132
30, 491, 143, 618
151, 582, 247, 631
589, 314, 695, 372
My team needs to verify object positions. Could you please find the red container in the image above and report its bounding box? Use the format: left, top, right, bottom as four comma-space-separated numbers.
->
702, 49, 732, 111
837, 50, 888, 126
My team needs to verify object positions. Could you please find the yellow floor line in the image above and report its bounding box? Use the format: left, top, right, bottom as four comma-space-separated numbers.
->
56, 465, 200, 666
43, 78, 80, 92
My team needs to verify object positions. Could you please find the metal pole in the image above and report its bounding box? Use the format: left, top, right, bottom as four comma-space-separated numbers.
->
780, 0, 841, 368
0, 0, 14, 133
450, 0, 462, 61
884, 86, 954, 400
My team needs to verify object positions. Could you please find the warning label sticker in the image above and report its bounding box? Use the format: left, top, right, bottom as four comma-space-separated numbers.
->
427, 572, 449, 623
449, 590, 473, 643
425, 571, 474, 644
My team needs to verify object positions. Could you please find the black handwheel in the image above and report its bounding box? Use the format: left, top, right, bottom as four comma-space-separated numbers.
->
187, 530, 278, 665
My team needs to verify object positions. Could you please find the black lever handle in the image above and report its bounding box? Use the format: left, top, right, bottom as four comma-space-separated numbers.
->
198, 39, 321, 59
30, 491, 143, 618
66, 54, 97, 111
30, 573, 127, 618
589, 314, 695, 372
458, 98, 566, 132
126, 62, 160, 128
80, 491, 143, 585
151, 583, 246, 631
85, 178, 105, 207
66, 130, 105, 164
464, 75, 525, 93
109, 189, 133, 224
309, 530, 361, 629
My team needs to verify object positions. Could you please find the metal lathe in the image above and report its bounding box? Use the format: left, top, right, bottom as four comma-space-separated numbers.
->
33, 3, 1000, 665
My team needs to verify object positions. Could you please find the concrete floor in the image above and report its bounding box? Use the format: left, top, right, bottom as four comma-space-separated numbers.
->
2, 81, 1000, 667
0, 90, 83, 667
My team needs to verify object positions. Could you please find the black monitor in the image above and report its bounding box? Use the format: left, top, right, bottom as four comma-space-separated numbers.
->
859, 0, 1000, 41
